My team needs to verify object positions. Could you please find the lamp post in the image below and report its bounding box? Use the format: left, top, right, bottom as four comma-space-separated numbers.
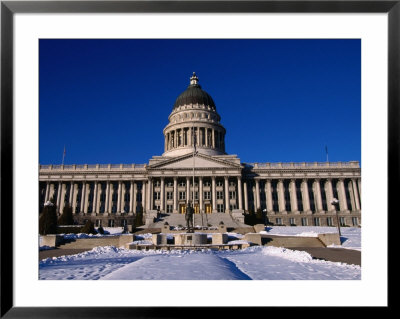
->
330, 198, 341, 237
262, 208, 267, 225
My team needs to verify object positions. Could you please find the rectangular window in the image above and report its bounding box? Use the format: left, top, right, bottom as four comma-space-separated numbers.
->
179, 192, 186, 200
95, 219, 101, 227
217, 181, 223, 187
229, 191, 236, 199
108, 219, 115, 227
179, 182, 186, 187
190, 191, 198, 200
352, 217, 358, 226
301, 218, 308, 226
204, 191, 211, 200
167, 192, 173, 200
229, 204, 237, 211
340, 217, 346, 226
217, 191, 223, 199
276, 218, 282, 225
327, 217, 333, 226
289, 218, 295, 226
204, 181, 211, 187
121, 219, 127, 226
313, 217, 320, 226
217, 204, 224, 213
167, 205, 173, 213
153, 192, 160, 200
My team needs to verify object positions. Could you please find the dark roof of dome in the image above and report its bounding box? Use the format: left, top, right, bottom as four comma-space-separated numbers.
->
173, 73, 216, 110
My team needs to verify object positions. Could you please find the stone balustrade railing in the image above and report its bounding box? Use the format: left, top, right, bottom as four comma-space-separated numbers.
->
248, 161, 360, 169
39, 163, 147, 171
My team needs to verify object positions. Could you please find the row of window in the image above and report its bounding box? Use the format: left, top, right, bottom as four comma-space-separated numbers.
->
162, 204, 237, 213
153, 191, 236, 200
272, 217, 359, 226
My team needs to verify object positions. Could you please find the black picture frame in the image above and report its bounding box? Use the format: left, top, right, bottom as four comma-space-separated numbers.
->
1, 0, 395, 317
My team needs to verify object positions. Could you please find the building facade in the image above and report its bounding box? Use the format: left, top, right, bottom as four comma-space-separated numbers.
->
39, 73, 361, 228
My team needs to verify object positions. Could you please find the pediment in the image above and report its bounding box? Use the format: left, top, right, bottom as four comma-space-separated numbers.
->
148, 153, 241, 170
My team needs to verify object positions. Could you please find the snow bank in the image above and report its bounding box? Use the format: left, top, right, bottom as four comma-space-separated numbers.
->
261, 246, 313, 263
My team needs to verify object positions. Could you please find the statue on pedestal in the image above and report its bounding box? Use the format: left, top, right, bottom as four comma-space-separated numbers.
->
185, 203, 194, 233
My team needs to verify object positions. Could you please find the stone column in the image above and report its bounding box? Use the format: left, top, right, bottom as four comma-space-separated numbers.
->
188, 127, 192, 146
132, 181, 137, 214
69, 181, 74, 206
313, 179, 323, 212
83, 182, 90, 214
80, 182, 86, 214
301, 179, 311, 212
147, 178, 153, 210
129, 181, 134, 215
142, 180, 147, 213
72, 183, 79, 214
56, 182, 62, 213
92, 182, 98, 215
212, 129, 215, 148
243, 180, 249, 211
337, 179, 348, 211
205, 128, 208, 147
96, 182, 102, 215
255, 179, 261, 210
325, 179, 335, 211
104, 181, 110, 214
186, 177, 190, 204
199, 176, 203, 213
212, 176, 217, 212
265, 180, 273, 212
290, 179, 298, 213
357, 179, 361, 202
237, 176, 243, 210
160, 177, 165, 212
277, 179, 286, 213
352, 179, 361, 210
59, 183, 66, 214
348, 180, 356, 211
224, 176, 230, 213
44, 182, 50, 202
108, 182, 114, 214
116, 181, 122, 213
173, 177, 177, 213
49, 183, 55, 202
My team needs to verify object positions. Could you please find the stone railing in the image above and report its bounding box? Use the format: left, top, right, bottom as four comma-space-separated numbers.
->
248, 161, 360, 169
39, 163, 147, 171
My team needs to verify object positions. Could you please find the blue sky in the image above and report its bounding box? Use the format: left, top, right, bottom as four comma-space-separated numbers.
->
39, 39, 360, 165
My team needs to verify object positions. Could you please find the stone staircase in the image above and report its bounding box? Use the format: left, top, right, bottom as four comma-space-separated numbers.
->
145, 213, 248, 229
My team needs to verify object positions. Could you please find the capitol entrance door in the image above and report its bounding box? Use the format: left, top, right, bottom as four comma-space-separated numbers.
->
194, 204, 199, 214
179, 204, 186, 214
205, 204, 212, 214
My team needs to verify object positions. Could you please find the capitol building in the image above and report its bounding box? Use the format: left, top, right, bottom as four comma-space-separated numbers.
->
39, 73, 361, 228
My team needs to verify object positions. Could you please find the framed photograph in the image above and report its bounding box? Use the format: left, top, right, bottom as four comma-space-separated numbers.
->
1, 0, 395, 317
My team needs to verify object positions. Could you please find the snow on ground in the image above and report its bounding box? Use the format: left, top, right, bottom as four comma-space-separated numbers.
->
40, 245, 360, 280
39, 227, 361, 280
261, 226, 361, 250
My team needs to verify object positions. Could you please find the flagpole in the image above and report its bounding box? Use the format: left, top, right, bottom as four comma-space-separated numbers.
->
326, 146, 329, 162
62, 145, 66, 165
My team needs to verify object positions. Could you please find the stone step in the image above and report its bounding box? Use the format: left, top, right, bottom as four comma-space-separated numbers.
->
145, 212, 247, 229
